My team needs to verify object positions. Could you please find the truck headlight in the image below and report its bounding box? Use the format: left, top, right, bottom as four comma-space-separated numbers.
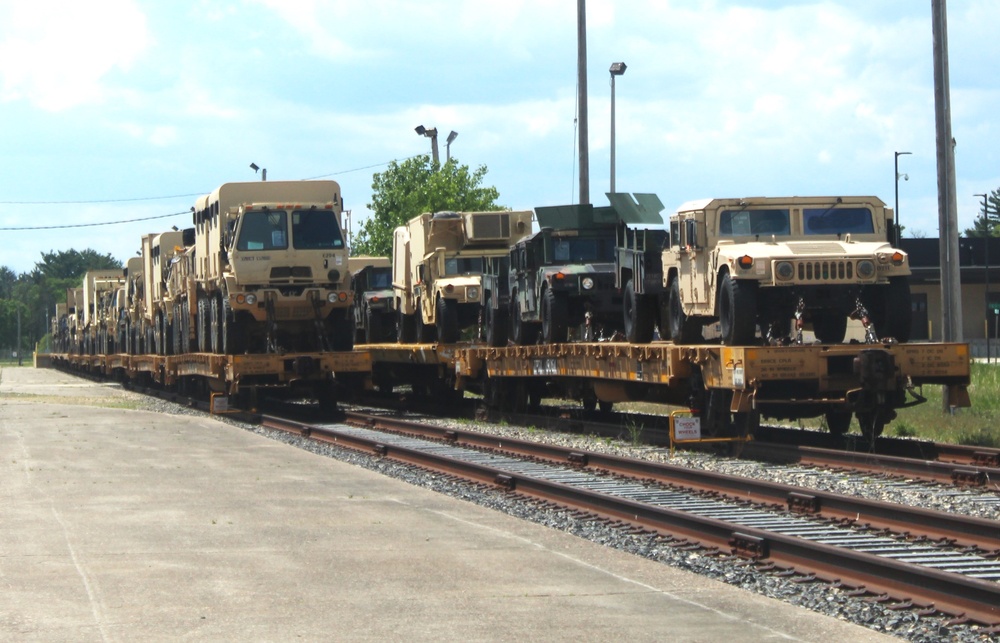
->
856, 260, 876, 279
245, 294, 257, 305
466, 286, 479, 300
775, 261, 794, 281
582, 277, 594, 290
327, 292, 339, 303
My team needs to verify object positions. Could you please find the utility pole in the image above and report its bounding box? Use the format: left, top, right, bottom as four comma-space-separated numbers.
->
932, 0, 963, 410
16, 303, 22, 366
576, 0, 590, 205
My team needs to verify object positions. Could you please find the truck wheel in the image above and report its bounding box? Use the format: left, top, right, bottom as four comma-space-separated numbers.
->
328, 308, 354, 351
718, 273, 757, 345
437, 297, 460, 344
416, 307, 436, 343
624, 278, 655, 343
365, 306, 383, 344
222, 299, 247, 355
510, 298, 538, 345
209, 297, 221, 353
397, 308, 415, 343
813, 314, 847, 344
541, 289, 568, 343
667, 278, 701, 344
485, 296, 508, 347
874, 277, 912, 343
196, 299, 208, 353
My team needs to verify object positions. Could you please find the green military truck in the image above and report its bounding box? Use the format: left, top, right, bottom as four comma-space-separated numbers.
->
349, 256, 395, 344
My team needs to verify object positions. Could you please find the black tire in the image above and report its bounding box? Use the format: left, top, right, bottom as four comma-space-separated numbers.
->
879, 277, 912, 343
667, 278, 701, 344
825, 410, 852, 436
813, 313, 848, 344
180, 300, 190, 354
365, 306, 382, 344
623, 278, 655, 343
437, 297, 460, 344
222, 298, 247, 355
197, 298, 209, 353
397, 306, 416, 343
153, 311, 164, 355
541, 288, 568, 344
209, 297, 221, 353
484, 297, 508, 347
718, 273, 757, 345
328, 308, 354, 352
510, 297, 538, 345
416, 306, 436, 343
598, 400, 613, 413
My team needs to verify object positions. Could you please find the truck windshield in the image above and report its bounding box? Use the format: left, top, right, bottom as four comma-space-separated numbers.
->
803, 207, 875, 235
369, 269, 391, 289
237, 211, 288, 251
551, 237, 615, 262
292, 209, 344, 249
719, 209, 790, 236
445, 257, 484, 275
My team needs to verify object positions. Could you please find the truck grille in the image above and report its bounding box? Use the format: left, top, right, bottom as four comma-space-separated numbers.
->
269, 266, 313, 281
796, 261, 853, 281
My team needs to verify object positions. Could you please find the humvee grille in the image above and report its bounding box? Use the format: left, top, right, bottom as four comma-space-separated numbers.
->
796, 261, 853, 281
470, 213, 510, 240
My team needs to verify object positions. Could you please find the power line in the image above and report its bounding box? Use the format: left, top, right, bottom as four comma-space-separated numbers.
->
0, 193, 201, 205
0, 211, 189, 231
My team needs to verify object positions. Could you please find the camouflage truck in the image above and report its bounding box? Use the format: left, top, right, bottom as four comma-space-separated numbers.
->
392, 210, 533, 344
505, 202, 623, 345
348, 256, 395, 344
652, 196, 912, 346
187, 180, 353, 354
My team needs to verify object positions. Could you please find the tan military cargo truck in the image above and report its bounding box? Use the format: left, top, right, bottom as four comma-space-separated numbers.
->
121, 256, 145, 354
82, 269, 125, 355
188, 180, 352, 354
661, 196, 912, 345
392, 210, 533, 344
141, 229, 188, 355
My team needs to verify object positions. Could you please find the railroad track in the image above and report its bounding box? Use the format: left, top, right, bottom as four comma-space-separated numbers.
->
260, 409, 1000, 629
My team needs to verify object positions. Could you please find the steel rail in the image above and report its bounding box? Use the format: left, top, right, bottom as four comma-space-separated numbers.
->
261, 412, 1000, 626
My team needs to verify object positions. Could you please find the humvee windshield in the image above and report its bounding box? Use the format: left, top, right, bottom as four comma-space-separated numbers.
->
445, 257, 484, 275
720, 209, 790, 236
368, 268, 391, 289
237, 211, 288, 251
292, 209, 344, 249
803, 207, 874, 235
550, 237, 615, 263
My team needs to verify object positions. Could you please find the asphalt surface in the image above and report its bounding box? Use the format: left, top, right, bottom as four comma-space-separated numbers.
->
0, 365, 898, 642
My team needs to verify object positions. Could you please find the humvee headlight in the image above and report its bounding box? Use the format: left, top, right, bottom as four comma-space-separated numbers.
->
775, 261, 794, 281
327, 292, 339, 303
466, 286, 479, 300
245, 294, 257, 305
856, 260, 876, 279
582, 277, 594, 290
327, 269, 340, 283
737, 255, 754, 270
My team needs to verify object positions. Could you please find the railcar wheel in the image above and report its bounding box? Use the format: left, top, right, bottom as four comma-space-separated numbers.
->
624, 278, 655, 343
666, 278, 701, 344
437, 297, 460, 344
825, 410, 853, 436
541, 288, 568, 344
718, 273, 757, 345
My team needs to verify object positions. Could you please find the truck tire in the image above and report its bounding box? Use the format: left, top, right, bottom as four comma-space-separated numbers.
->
718, 273, 757, 346
510, 298, 538, 345
667, 278, 701, 344
873, 277, 912, 343
624, 278, 655, 343
541, 288, 568, 343
328, 308, 354, 352
397, 307, 416, 343
437, 297, 460, 344
197, 298, 209, 353
813, 314, 848, 344
485, 296, 508, 347
365, 306, 383, 344
416, 307, 436, 343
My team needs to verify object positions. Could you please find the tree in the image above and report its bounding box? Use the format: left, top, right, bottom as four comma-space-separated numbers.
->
352, 155, 504, 257
963, 188, 1000, 238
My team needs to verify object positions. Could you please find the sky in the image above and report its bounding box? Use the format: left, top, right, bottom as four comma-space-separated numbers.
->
1, 0, 998, 275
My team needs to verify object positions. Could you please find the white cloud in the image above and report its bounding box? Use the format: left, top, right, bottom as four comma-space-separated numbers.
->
0, 0, 151, 111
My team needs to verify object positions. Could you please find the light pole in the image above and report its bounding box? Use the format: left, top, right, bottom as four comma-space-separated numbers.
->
445, 131, 458, 163
975, 192, 994, 362
894, 151, 910, 245
415, 125, 440, 167
609, 62, 627, 194
250, 162, 266, 181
